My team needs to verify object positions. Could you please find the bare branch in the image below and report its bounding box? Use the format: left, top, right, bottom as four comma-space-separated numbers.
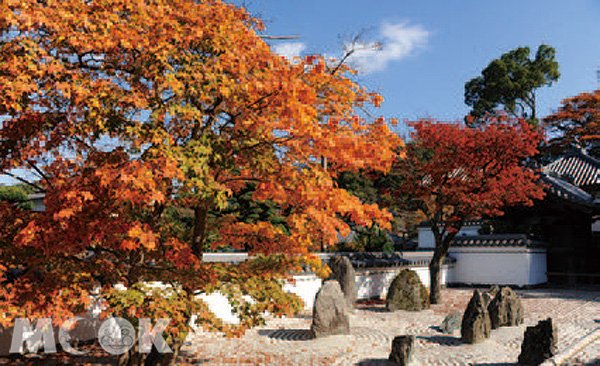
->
0, 171, 45, 192
26, 160, 54, 189
260, 35, 299, 40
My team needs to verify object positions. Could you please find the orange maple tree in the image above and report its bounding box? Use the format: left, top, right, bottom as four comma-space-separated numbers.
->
0, 0, 399, 363
544, 89, 600, 153
391, 118, 544, 303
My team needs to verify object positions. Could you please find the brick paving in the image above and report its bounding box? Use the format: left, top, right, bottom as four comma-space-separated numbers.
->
178, 287, 600, 365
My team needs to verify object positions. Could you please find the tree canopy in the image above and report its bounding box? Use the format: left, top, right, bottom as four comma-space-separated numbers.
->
391, 118, 545, 303
465, 45, 560, 125
544, 89, 600, 156
0, 0, 399, 363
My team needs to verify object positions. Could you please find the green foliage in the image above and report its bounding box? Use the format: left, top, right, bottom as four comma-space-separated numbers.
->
385, 269, 430, 311
0, 186, 33, 210
335, 164, 424, 248
465, 45, 559, 124
161, 183, 289, 253
222, 183, 288, 234
347, 224, 394, 252
336, 171, 380, 205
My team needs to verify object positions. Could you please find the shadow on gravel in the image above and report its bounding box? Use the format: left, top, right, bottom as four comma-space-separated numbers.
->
470, 363, 515, 366
430, 325, 458, 334
355, 306, 388, 313
418, 335, 462, 346
257, 328, 312, 341
355, 358, 397, 366
577, 358, 600, 366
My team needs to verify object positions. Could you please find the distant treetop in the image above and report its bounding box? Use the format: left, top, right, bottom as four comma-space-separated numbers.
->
465, 45, 560, 126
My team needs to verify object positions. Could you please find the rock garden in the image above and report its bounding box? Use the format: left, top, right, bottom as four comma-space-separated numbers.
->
171, 257, 600, 366
170, 283, 599, 366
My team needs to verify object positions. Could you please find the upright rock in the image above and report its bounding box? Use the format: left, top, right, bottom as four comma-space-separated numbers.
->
328, 255, 357, 308
310, 280, 350, 338
389, 335, 415, 366
483, 285, 500, 308
385, 269, 430, 311
488, 285, 500, 298
518, 318, 557, 366
488, 286, 524, 329
461, 290, 491, 344
440, 312, 462, 334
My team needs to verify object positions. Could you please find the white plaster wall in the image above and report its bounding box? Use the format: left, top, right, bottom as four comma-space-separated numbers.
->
528, 251, 548, 285
447, 247, 547, 286
282, 275, 322, 310
418, 225, 481, 249
354, 265, 449, 300
460, 227, 480, 236
592, 220, 600, 232
411, 265, 448, 288
194, 292, 255, 325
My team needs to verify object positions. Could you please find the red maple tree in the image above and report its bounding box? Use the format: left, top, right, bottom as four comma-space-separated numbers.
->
392, 118, 545, 303
544, 89, 600, 153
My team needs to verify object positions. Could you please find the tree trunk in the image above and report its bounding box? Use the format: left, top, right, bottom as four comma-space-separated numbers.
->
117, 325, 188, 366
429, 248, 445, 305
192, 203, 209, 257
118, 339, 186, 366
142, 336, 185, 366
428, 219, 462, 305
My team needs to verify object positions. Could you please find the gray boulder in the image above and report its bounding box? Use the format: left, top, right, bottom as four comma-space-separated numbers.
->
328, 255, 357, 307
518, 318, 557, 365
440, 312, 462, 334
461, 290, 491, 344
310, 280, 350, 338
388, 335, 415, 366
488, 286, 524, 329
385, 269, 430, 311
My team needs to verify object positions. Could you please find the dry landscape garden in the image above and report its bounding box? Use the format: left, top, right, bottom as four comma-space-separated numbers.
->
0, 0, 598, 365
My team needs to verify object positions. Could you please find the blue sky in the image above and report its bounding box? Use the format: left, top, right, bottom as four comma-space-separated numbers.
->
234, 0, 600, 136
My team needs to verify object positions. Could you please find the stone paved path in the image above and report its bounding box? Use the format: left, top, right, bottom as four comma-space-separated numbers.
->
178, 287, 600, 365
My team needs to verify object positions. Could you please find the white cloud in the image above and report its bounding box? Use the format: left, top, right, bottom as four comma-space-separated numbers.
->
347, 21, 429, 73
272, 42, 306, 61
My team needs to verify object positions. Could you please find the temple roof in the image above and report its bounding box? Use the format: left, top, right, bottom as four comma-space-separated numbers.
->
330, 252, 456, 269
451, 234, 546, 248
543, 148, 600, 187
540, 174, 595, 205
417, 219, 485, 228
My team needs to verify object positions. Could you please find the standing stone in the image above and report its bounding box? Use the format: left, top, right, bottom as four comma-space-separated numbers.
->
328, 255, 357, 308
461, 290, 491, 344
488, 285, 500, 298
483, 285, 500, 308
385, 269, 430, 311
518, 318, 557, 366
440, 312, 462, 334
310, 280, 350, 338
482, 292, 493, 308
389, 335, 415, 366
488, 286, 524, 329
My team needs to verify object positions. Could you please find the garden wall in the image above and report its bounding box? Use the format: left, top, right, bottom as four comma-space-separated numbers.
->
447, 247, 547, 286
